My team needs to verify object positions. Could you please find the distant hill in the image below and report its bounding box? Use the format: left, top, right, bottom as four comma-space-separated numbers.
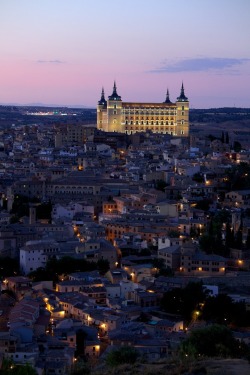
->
190, 107, 250, 123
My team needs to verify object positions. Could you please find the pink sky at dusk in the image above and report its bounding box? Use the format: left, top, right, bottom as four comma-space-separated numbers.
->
0, 0, 250, 108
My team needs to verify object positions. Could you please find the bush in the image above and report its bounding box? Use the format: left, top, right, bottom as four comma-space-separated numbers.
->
106, 346, 139, 367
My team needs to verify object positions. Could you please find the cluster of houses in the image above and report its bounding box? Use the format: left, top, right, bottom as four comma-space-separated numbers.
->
0, 122, 250, 372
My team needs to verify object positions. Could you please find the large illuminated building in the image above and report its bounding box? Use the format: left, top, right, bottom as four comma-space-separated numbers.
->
97, 82, 189, 136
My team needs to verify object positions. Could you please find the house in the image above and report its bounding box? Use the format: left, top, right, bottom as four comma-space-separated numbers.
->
157, 245, 181, 271
127, 289, 161, 308
225, 190, 250, 208
180, 251, 227, 276
75, 238, 118, 268
2, 276, 32, 301
155, 200, 178, 217
20, 239, 60, 275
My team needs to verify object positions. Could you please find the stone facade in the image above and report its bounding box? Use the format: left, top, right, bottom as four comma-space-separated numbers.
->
97, 82, 189, 136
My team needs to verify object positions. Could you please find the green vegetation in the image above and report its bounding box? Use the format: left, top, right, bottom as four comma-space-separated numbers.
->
192, 173, 204, 183
10, 195, 52, 222
105, 346, 139, 367
155, 179, 168, 192
224, 162, 250, 191
71, 360, 91, 375
202, 294, 250, 327
161, 282, 207, 321
0, 359, 37, 375
0, 257, 19, 279
199, 210, 231, 255
180, 325, 249, 359
161, 282, 250, 327
28, 257, 110, 283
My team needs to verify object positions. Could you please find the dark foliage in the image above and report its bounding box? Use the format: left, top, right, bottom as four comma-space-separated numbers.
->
105, 346, 139, 367
180, 324, 249, 358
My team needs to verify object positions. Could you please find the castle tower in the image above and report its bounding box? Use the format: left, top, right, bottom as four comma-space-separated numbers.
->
164, 89, 172, 104
97, 81, 189, 137
107, 81, 123, 132
176, 83, 189, 137
97, 87, 108, 131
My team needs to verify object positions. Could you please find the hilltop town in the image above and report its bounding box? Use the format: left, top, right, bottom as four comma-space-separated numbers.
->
1, 105, 250, 374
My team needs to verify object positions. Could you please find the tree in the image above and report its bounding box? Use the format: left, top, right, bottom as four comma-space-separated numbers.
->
195, 199, 212, 211
161, 282, 206, 322
75, 329, 87, 359
0, 359, 38, 375
202, 294, 233, 324
180, 324, 249, 359
0, 257, 19, 279
200, 210, 231, 256
202, 294, 250, 327
225, 222, 234, 248
192, 173, 204, 183
225, 162, 250, 191
234, 221, 243, 249
155, 179, 167, 191
28, 267, 52, 282
105, 346, 139, 367
233, 141, 242, 152
221, 131, 225, 143
71, 360, 90, 375
97, 259, 110, 275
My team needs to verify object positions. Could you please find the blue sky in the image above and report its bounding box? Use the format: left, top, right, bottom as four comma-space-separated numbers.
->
0, 0, 250, 108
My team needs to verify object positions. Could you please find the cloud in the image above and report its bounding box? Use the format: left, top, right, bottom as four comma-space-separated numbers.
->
151, 57, 250, 74
37, 59, 65, 64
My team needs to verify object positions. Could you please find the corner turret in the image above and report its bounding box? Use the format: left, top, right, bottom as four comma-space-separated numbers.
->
164, 89, 172, 104
98, 87, 107, 106
177, 82, 188, 102
108, 81, 121, 101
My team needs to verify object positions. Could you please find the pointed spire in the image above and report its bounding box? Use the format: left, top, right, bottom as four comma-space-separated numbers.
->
98, 87, 107, 105
101, 87, 105, 98
108, 81, 121, 100
164, 88, 172, 104
113, 81, 117, 95
177, 82, 188, 102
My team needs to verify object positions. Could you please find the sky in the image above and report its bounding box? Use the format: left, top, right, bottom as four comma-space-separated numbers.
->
0, 0, 250, 108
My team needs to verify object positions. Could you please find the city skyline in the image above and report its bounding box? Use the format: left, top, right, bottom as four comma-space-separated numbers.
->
1, 0, 250, 109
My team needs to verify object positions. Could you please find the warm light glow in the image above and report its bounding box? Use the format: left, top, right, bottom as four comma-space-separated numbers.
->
198, 267, 202, 271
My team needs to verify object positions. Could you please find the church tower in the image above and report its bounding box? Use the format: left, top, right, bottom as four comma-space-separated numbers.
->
176, 83, 189, 137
